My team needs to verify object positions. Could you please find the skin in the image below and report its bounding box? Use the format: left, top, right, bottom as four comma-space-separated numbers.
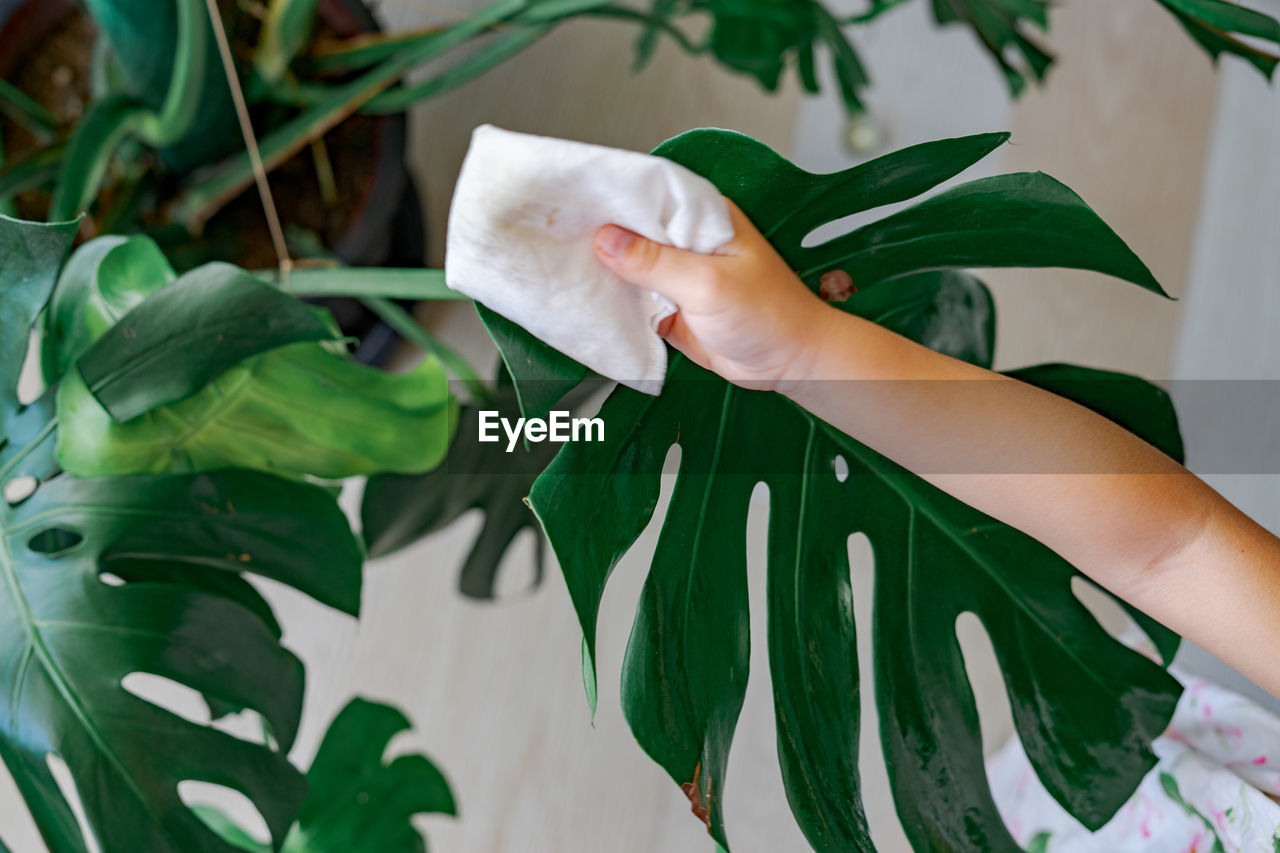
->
593, 200, 1280, 700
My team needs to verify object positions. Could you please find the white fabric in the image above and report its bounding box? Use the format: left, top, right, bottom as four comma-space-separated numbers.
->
989, 631, 1280, 851
444, 124, 734, 394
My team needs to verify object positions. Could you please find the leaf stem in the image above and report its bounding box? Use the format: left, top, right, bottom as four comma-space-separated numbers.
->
360, 296, 493, 403
269, 267, 467, 300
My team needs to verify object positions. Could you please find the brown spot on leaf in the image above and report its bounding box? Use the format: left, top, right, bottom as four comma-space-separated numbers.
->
819, 269, 856, 302
681, 763, 712, 830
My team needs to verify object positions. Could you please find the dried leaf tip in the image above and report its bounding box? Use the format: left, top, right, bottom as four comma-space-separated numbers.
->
681, 762, 712, 830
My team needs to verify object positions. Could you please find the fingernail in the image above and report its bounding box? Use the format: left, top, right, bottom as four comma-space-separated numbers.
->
596, 225, 633, 259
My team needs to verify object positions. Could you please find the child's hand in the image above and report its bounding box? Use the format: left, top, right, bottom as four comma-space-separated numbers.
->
593, 200, 832, 391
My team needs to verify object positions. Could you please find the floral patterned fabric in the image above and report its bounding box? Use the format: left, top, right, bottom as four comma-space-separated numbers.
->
990, 667, 1280, 852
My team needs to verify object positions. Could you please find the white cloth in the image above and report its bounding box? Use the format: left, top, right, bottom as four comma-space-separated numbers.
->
444, 125, 734, 394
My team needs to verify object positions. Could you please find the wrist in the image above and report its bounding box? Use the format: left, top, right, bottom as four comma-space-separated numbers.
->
775, 301, 846, 401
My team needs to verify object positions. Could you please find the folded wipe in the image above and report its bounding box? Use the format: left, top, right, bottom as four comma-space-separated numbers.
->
444, 125, 734, 394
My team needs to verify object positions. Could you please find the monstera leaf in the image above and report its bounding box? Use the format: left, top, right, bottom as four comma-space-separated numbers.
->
197, 698, 456, 853
481, 131, 1185, 851
0, 214, 365, 852
362, 364, 595, 598
42, 236, 454, 480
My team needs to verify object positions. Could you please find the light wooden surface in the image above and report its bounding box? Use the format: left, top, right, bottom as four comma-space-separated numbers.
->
0, 1, 1235, 851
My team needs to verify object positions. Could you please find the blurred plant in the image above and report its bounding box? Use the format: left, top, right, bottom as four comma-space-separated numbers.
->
195, 697, 456, 853
3, 0, 1276, 252
481, 129, 1189, 851
0, 212, 458, 853
631, 0, 1280, 113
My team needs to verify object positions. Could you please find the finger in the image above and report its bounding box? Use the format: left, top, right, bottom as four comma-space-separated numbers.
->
658, 311, 712, 370
594, 224, 720, 303
720, 197, 771, 257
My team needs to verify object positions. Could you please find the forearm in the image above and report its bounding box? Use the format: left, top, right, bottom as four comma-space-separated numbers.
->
783, 304, 1216, 600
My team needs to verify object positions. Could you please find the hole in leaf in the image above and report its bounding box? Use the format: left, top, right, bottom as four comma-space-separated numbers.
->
46, 753, 102, 853
179, 781, 272, 848
955, 612, 1016, 758
846, 532, 913, 850
99, 572, 125, 587
1070, 576, 1145, 651
724, 483, 806, 845
17, 329, 42, 406
832, 455, 849, 483
27, 527, 84, 556
493, 527, 540, 601
121, 673, 212, 727
4, 475, 37, 505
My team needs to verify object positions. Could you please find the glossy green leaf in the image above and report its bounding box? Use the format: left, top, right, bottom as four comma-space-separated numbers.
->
477, 303, 590, 423
0, 213, 363, 853
0, 470, 363, 853
201, 698, 456, 853
489, 130, 1183, 850
40, 235, 177, 386
57, 343, 453, 479
75, 261, 337, 421
45, 237, 453, 481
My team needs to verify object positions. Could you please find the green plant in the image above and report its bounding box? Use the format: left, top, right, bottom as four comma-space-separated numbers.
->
2, 0, 1277, 245
479, 130, 1188, 851
196, 697, 456, 853
0, 212, 457, 852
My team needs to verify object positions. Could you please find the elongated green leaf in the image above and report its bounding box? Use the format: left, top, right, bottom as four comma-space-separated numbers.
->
200, 698, 456, 853
0, 78, 59, 138
1155, 0, 1280, 76
76, 262, 337, 421
490, 130, 1182, 851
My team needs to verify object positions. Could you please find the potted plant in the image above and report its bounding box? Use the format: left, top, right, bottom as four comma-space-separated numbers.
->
2, 0, 1279, 850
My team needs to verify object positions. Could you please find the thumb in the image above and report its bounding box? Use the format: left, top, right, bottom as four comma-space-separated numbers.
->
593, 224, 715, 303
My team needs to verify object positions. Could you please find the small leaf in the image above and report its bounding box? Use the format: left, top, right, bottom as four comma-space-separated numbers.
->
76, 262, 337, 421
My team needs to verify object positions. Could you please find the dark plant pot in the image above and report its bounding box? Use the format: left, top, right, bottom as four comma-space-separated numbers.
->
0, 0, 427, 366
310, 0, 428, 365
